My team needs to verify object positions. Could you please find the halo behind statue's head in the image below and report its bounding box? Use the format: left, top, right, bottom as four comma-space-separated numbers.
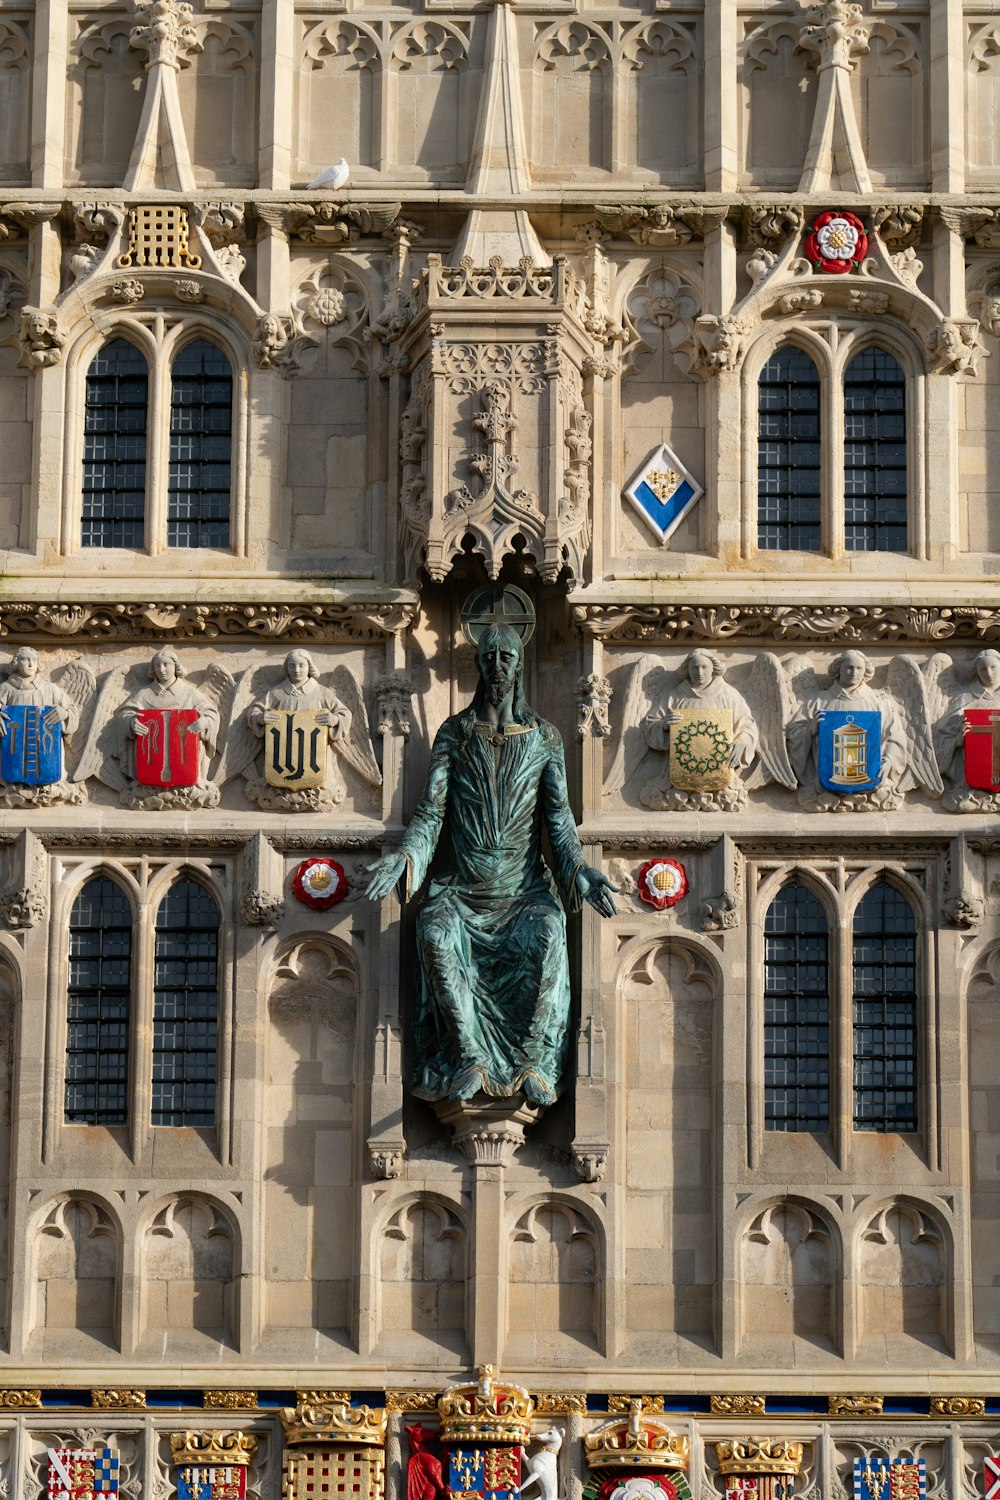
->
460, 584, 536, 651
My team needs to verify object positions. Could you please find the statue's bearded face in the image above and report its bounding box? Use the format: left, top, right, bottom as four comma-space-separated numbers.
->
477, 632, 521, 705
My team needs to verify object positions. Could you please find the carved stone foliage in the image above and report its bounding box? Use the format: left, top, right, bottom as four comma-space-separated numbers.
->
393, 254, 603, 587
573, 602, 1000, 646
130, 0, 202, 70
0, 600, 416, 643
621, 265, 700, 379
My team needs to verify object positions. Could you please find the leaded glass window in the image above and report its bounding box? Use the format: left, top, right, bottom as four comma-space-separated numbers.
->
843, 348, 907, 552
65, 877, 133, 1125
152, 879, 221, 1126
82, 339, 148, 548
853, 880, 917, 1132
764, 883, 830, 1132
757, 347, 822, 551
167, 339, 232, 549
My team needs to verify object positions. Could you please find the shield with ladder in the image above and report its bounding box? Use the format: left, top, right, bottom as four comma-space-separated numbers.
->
0, 705, 63, 784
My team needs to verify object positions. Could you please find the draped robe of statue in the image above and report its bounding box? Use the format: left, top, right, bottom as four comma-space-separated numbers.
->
397, 705, 587, 1107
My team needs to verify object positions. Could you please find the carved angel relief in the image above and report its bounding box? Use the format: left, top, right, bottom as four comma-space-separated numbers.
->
925, 649, 1000, 812
0, 648, 93, 808
241, 649, 382, 812
605, 649, 942, 814
70, 647, 381, 813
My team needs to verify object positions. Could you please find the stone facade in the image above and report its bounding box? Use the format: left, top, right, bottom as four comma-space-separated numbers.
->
0, 0, 998, 1492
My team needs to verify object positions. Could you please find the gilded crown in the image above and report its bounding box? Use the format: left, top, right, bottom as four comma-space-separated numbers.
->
169, 1432, 259, 1468
716, 1439, 803, 1477
584, 1407, 690, 1472
438, 1366, 533, 1446
279, 1400, 387, 1448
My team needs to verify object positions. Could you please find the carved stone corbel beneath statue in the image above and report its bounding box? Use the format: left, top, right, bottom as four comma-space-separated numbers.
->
572, 1145, 608, 1183
239, 832, 285, 927
943, 834, 984, 931
368, 1143, 405, 1179
434, 1097, 540, 1168
375, 674, 414, 739
0, 829, 47, 930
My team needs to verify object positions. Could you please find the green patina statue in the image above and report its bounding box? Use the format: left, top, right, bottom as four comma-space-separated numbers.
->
365, 601, 617, 1107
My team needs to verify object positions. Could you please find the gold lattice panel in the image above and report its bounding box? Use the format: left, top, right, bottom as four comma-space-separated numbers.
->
118, 206, 201, 270
283, 1447, 385, 1500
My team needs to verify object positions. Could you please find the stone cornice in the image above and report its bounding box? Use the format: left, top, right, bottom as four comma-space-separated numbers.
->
0, 600, 417, 643
572, 603, 1000, 646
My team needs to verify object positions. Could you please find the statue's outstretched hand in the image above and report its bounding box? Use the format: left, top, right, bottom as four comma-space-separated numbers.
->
365, 852, 407, 902
577, 865, 619, 917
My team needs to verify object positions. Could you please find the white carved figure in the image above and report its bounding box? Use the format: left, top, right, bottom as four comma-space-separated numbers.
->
73, 651, 244, 809
780, 649, 941, 812
117, 647, 222, 808
0, 647, 94, 807
521, 1427, 563, 1500
242, 648, 382, 811
925, 649, 1000, 812
605, 649, 763, 811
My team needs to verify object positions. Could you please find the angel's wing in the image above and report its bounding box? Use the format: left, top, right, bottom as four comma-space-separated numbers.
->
53, 658, 96, 725
211, 667, 261, 785
331, 666, 382, 787
70, 665, 127, 790
888, 656, 944, 796
602, 655, 660, 797
744, 653, 797, 790
922, 652, 962, 769
199, 661, 235, 731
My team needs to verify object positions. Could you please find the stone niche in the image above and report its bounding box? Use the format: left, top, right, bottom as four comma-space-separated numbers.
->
396, 254, 601, 588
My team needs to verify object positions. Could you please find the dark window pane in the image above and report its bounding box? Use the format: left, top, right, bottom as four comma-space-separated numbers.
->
65, 877, 133, 1124
842, 348, 908, 553
853, 880, 917, 1132
167, 340, 232, 549
764, 883, 830, 1132
152, 879, 220, 1125
82, 339, 148, 548
757, 348, 822, 551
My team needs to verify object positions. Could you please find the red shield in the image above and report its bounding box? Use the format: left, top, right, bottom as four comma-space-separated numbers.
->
136, 708, 200, 787
964, 709, 1000, 791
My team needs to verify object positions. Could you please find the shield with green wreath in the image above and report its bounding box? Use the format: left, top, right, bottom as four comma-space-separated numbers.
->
668, 707, 733, 791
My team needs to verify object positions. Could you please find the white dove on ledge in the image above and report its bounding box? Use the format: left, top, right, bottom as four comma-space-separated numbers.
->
307, 158, 350, 190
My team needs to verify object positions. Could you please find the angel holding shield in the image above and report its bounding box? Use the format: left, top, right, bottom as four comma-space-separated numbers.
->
925, 649, 1000, 811
118, 646, 221, 805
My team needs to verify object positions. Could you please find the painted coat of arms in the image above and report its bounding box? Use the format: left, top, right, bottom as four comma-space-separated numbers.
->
817, 711, 882, 792
177, 1466, 247, 1500
669, 708, 733, 791
135, 707, 200, 787
47, 1446, 120, 1500
724, 1478, 792, 1500
449, 1447, 522, 1500
985, 1457, 1000, 1500
264, 709, 328, 790
0, 705, 63, 784
853, 1459, 925, 1500
964, 708, 1000, 791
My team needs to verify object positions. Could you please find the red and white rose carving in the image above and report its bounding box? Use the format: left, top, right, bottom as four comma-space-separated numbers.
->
804, 210, 868, 274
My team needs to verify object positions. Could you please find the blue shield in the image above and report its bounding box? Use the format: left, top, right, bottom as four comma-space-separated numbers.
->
817, 710, 881, 793
0, 705, 63, 784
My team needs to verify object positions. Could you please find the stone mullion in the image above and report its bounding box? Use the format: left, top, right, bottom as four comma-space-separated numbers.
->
31, 0, 66, 189
259, 0, 294, 190
701, 219, 738, 559
704, 0, 737, 190
131, 898, 155, 1165
470, 1162, 506, 1365
929, 0, 964, 193
825, 347, 845, 560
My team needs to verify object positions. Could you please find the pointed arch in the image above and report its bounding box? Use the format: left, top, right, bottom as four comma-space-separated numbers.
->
65, 874, 135, 1126
757, 345, 822, 551
852, 878, 917, 1133
842, 345, 907, 553
763, 880, 831, 1133
167, 337, 233, 549
82, 337, 149, 549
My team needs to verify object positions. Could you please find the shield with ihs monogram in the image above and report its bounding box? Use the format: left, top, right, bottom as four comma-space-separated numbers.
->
669, 708, 733, 791
0, 705, 63, 784
264, 710, 328, 789
448, 1446, 522, 1500
135, 708, 200, 787
964, 709, 1000, 790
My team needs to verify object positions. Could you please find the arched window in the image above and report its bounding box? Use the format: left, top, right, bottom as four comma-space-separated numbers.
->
757, 347, 821, 551
843, 347, 907, 552
65, 877, 133, 1125
168, 339, 233, 549
81, 339, 148, 549
853, 880, 917, 1132
152, 879, 221, 1126
764, 882, 830, 1132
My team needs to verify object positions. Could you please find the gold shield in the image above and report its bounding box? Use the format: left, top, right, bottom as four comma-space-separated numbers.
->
669, 707, 733, 791
264, 710, 329, 789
